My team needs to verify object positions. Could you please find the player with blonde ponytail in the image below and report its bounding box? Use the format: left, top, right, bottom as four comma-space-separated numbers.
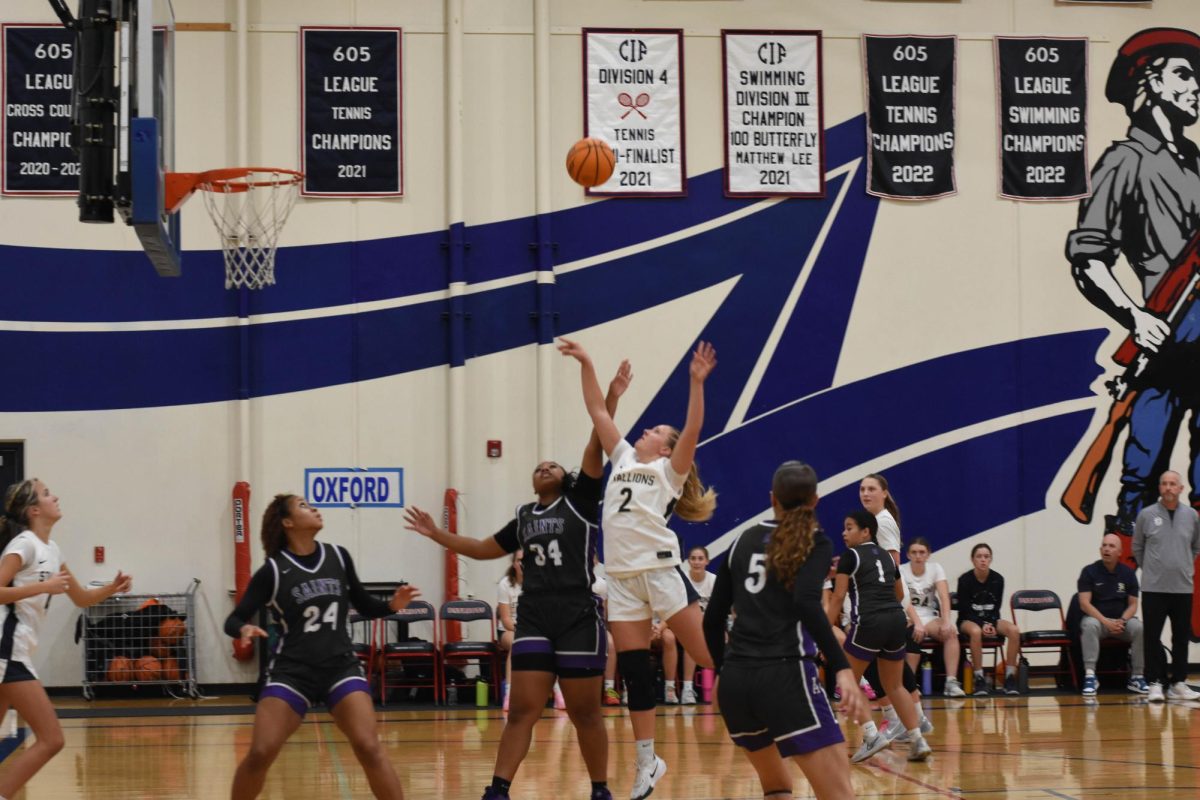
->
558, 338, 717, 800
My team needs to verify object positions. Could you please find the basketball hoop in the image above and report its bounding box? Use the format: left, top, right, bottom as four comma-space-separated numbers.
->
182, 168, 303, 290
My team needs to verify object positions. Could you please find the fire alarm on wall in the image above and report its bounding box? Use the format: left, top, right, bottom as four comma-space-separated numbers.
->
487, 440, 502, 458
94, 546, 105, 564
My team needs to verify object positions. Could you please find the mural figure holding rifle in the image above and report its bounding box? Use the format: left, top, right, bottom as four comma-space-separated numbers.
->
1063, 28, 1200, 634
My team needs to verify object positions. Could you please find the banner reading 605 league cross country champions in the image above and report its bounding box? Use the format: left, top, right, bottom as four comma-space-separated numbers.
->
584, 29, 685, 196
995, 37, 1088, 201
863, 34, 957, 200
2, 24, 78, 195
723, 30, 824, 198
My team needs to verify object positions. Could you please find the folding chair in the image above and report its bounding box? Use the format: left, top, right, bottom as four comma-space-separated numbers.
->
1011, 589, 1077, 690
440, 599, 500, 704
952, 591, 1005, 672
347, 612, 376, 697
377, 601, 441, 704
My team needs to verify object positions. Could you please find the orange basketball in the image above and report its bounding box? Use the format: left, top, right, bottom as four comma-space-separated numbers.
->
161, 658, 180, 682
565, 138, 616, 188
150, 637, 171, 660
135, 655, 161, 683
107, 655, 134, 683
159, 617, 186, 643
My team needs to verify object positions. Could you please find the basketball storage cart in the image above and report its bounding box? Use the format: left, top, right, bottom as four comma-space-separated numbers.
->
77, 578, 201, 699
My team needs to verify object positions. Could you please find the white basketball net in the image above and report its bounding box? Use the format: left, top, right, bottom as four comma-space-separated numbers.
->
198, 169, 302, 290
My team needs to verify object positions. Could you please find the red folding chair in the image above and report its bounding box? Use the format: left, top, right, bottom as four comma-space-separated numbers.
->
376, 600, 441, 704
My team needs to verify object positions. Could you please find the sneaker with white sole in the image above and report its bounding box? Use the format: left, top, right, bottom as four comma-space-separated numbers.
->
850, 733, 889, 764
1148, 682, 1165, 702
1127, 676, 1150, 695
920, 716, 934, 735
630, 755, 666, 800
907, 734, 932, 762
679, 685, 696, 705
1082, 674, 1098, 697
944, 677, 966, 698
1168, 682, 1200, 701
882, 720, 906, 743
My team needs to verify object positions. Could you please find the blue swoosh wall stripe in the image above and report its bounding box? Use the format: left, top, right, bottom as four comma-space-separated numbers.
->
1, 117, 868, 324
701, 411, 1093, 569
665, 330, 1106, 546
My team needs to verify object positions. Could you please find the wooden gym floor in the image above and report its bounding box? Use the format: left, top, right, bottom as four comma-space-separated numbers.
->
4, 687, 1198, 798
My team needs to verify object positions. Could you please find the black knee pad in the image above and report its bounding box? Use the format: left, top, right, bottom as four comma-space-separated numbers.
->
618, 649, 656, 711
902, 660, 917, 693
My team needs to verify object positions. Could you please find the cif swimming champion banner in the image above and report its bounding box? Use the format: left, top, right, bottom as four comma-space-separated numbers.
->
584, 29, 685, 196
863, 35, 956, 200
301, 27, 403, 197
995, 37, 1088, 201
722, 30, 824, 198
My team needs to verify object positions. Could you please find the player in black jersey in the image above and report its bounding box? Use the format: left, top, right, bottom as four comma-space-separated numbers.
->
402, 361, 632, 800
702, 461, 867, 800
225, 494, 420, 800
825, 510, 931, 764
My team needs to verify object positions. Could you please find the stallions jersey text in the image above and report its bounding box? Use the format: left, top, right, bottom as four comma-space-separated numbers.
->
602, 440, 685, 576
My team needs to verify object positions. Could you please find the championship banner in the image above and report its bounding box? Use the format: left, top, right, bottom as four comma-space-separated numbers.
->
863, 35, 956, 200
584, 29, 685, 196
995, 36, 1088, 201
2, 24, 78, 195
722, 30, 824, 198
301, 27, 402, 197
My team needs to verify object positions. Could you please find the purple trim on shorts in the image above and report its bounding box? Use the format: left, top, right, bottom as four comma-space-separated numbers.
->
326, 676, 371, 710
261, 682, 310, 717
512, 637, 553, 655
877, 645, 906, 662
842, 623, 878, 662
776, 662, 845, 757
556, 652, 607, 670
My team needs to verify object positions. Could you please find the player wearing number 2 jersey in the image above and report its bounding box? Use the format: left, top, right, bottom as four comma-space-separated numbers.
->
225, 494, 420, 800
559, 338, 717, 800
403, 361, 634, 800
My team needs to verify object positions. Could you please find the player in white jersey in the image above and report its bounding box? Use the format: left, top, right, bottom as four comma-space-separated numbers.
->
559, 338, 717, 800
0, 479, 132, 799
900, 536, 965, 696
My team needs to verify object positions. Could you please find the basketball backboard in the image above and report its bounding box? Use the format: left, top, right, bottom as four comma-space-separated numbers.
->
72, 0, 177, 276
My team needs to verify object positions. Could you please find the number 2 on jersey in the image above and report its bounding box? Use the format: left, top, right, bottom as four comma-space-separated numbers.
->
528, 540, 563, 567
303, 601, 338, 632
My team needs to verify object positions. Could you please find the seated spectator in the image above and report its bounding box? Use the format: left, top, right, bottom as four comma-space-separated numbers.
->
593, 565, 621, 706
496, 550, 524, 711
901, 537, 965, 697
681, 546, 715, 704
1078, 533, 1147, 697
956, 543, 1022, 695
650, 615, 680, 703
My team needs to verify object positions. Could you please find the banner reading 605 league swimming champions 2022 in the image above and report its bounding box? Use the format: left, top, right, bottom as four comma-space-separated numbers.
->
863, 35, 956, 200
995, 37, 1088, 201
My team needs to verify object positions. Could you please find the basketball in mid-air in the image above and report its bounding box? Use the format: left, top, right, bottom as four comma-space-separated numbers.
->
565, 138, 616, 188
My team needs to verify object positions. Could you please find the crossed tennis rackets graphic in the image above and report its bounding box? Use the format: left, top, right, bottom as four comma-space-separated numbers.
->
617, 92, 651, 119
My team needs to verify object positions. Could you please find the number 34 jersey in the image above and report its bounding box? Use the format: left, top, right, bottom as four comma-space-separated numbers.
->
494, 472, 602, 595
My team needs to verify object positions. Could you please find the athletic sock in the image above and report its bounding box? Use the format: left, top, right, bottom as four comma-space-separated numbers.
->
664, 680, 675, 691
862, 720, 879, 739
1006, 666, 1016, 679
605, 679, 615, 691
683, 680, 693, 693
490, 776, 512, 794
636, 739, 656, 767
1085, 669, 1096, 677
592, 781, 609, 793
882, 705, 899, 723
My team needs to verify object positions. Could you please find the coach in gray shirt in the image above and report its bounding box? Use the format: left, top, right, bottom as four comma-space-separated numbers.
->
1133, 470, 1200, 702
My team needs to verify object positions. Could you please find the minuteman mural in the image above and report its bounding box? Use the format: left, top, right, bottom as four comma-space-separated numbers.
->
1061, 28, 1200, 636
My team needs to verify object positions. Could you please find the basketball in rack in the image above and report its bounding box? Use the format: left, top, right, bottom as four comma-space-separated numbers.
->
165, 168, 304, 290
